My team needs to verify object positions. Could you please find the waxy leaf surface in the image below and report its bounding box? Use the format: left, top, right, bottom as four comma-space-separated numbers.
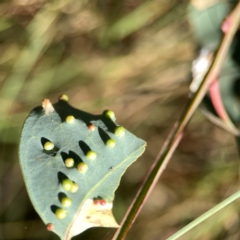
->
19, 98, 146, 240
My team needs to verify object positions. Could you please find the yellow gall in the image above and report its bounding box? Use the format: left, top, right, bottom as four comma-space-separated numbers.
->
66, 115, 75, 123
104, 110, 116, 121
55, 208, 66, 219
65, 158, 74, 168
77, 162, 88, 173
61, 197, 72, 207
70, 182, 79, 193
106, 139, 116, 148
59, 94, 69, 102
62, 179, 73, 191
86, 150, 97, 160
114, 126, 125, 137
44, 141, 54, 151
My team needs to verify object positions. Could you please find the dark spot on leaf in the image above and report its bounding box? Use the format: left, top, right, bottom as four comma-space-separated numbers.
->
58, 192, 67, 202
41, 137, 51, 146
69, 150, 83, 165
60, 152, 69, 162
53, 100, 101, 124
79, 141, 91, 155
98, 127, 111, 144
50, 205, 59, 214
57, 172, 68, 183
100, 111, 117, 133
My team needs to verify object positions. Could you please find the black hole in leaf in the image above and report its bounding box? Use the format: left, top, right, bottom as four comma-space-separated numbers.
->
53, 100, 117, 133
53, 100, 101, 124
79, 141, 91, 155
41, 137, 51, 146
58, 192, 67, 202
100, 111, 117, 133
50, 205, 59, 214
60, 152, 69, 165
69, 150, 83, 165
98, 127, 111, 144
60, 152, 69, 161
57, 172, 68, 183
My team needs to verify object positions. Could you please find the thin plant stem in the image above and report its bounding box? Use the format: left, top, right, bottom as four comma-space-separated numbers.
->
112, 130, 183, 240
167, 190, 240, 240
112, 1, 240, 240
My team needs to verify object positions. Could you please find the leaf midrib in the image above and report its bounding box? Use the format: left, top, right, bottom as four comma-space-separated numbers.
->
65, 142, 145, 239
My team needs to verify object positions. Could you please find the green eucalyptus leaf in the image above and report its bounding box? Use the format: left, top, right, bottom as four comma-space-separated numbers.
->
188, 2, 231, 49
19, 97, 146, 240
188, 1, 240, 122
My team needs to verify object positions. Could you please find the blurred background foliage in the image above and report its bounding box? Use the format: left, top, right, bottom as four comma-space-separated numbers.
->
0, 0, 240, 239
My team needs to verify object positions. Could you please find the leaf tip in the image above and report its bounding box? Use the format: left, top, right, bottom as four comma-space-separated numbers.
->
67, 199, 119, 239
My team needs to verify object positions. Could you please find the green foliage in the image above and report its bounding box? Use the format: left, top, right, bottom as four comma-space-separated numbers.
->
188, 1, 240, 122
19, 97, 146, 240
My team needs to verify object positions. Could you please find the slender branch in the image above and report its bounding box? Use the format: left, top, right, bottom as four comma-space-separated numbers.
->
112, 130, 183, 240
200, 107, 239, 136
209, 78, 238, 132
111, 2, 240, 240
167, 190, 240, 240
